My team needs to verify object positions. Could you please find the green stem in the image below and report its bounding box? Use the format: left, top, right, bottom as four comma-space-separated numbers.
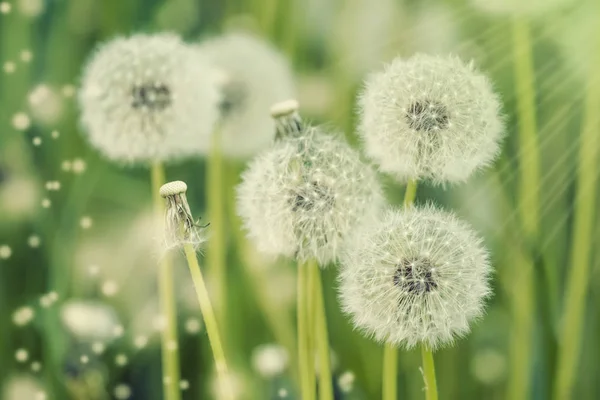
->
513, 19, 540, 239
208, 130, 227, 336
297, 263, 314, 400
421, 345, 438, 400
312, 262, 334, 400
554, 47, 600, 400
509, 17, 539, 400
382, 344, 398, 400
382, 179, 419, 400
151, 163, 182, 400
306, 261, 317, 398
182, 243, 232, 400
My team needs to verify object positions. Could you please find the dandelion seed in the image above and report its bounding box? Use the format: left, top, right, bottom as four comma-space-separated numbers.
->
0, 244, 12, 259
152, 314, 167, 332
17, 0, 45, 18
179, 380, 189, 390
0, 2, 11, 14
80, 355, 89, 364
113, 384, 132, 399
277, 388, 288, 398
91, 342, 105, 355
101, 280, 119, 297
12, 113, 31, 131
87, 264, 99, 276
71, 158, 86, 174
251, 344, 289, 378
115, 354, 128, 367
338, 371, 355, 393
13, 306, 35, 326
197, 32, 295, 158
27, 235, 40, 248
45, 181, 60, 191
237, 100, 384, 264
184, 317, 202, 334
52, 130, 60, 139
133, 335, 148, 349
39, 295, 53, 308
3, 61, 16, 73
339, 206, 492, 349
78, 33, 219, 164
80, 216, 93, 229
30, 361, 42, 372
28, 84, 64, 125
32, 137, 42, 146
20, 50, 33, 62
159, 181, 206, 250
470, 348, 507, 385
41, 198, 51, 208
112, 324, 125, 338
15, 349, 29, 363
61, 300, 120, 341
358, 54, 503, 184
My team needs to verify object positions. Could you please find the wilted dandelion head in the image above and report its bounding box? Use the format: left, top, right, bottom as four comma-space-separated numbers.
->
197, 32, 295, 158
339, 206, 492, 350
78, 33, 220, 164
160, 180, 206, 250
358, 54, 503, 184
237, 102, 384, 265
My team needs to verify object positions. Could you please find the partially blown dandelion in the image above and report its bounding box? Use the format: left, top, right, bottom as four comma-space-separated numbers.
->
79, 33, 219, 163
237, 101, 383, 265
159, 180, 206, 250
358, 54, 503, 183
339, 206, 492, 350
197, 33, 295, 158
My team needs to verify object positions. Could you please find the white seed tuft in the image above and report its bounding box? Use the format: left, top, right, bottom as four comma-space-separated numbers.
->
78, 33, 220, 164
358, 54, 503, 184
339, 205, 492, 350
197, 33, 295, 158
251, 344, 289, 378
237, 125, 384, 265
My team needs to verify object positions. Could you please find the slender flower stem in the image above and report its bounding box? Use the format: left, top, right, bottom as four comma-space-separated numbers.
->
208, 129, 227, 335
383, 179, 419, 400
297, 264, 314, 400
421, 345, 438, 400
510, 17, 539, 400
554, 47, 600, 400
150, 163, 182, 400
306, 261, 317, 398
382, 344, 398, 400
311, 261, 334, 400
183, 243, 232, 400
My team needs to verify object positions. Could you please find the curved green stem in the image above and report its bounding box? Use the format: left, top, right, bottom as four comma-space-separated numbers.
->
421, 345, 438, 400
183, 243, 232, 400
554, 44, 600, 400
151, 163, 182, 400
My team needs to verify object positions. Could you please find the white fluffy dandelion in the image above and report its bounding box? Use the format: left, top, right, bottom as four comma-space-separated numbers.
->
237, 102, 384, 265
197, 32, 295, 158
79, 33, 220, 164
358, 54, 503, 184
339, 206, 492, 349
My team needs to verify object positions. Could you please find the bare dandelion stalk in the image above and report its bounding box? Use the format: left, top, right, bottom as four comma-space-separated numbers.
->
311, 261, 333, 400
297, 261, 314, 400
510, 17, 539, 400
421, 345, 438, 400
207, 127, 228, 336
383, 179, 419, 400
160, 181, 232, 400
151, 164, 182, 400
554, 37, 600, 400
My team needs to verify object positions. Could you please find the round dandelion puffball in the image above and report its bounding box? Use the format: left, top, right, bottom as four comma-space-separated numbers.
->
358, 54, 503, 184
237, 128, 384, 265
78, 33, 220, 164
197, 33, 295, 158
339, 206, 492, 350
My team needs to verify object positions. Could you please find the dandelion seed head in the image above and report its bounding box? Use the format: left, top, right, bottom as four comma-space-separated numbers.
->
238, 120, 384, 265
79, 33, 219, 164
358, 54, 503, 184
160, 181, 206, 250
339, 206, 492, 350
197, 33, 295, 158
251, 344, 289, 378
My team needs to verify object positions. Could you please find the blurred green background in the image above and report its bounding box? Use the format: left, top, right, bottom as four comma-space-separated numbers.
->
1, 0, 599, 399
